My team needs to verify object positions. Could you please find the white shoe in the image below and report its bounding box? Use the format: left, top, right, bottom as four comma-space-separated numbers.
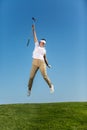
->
27, 90, 31, 96
50, 84, 54, 93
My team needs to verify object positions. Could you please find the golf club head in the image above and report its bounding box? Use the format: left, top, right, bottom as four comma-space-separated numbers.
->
27, 39, 30, 47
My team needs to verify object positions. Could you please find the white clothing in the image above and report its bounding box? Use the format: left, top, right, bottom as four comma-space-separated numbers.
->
32, 41, 46, 61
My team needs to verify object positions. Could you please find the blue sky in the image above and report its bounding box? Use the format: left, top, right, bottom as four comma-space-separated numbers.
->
0, 0, 87, 104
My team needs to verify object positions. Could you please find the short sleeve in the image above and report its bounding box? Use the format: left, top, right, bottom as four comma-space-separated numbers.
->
35, 41, 39, 47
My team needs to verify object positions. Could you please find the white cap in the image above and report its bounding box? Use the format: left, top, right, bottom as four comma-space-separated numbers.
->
40, 39, 46, 44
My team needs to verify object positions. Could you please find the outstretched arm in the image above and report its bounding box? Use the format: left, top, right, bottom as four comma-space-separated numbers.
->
32, 24, 38, 43
44, 54, 51, 68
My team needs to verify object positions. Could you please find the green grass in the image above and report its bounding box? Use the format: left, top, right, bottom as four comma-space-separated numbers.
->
0, 102, 87, 130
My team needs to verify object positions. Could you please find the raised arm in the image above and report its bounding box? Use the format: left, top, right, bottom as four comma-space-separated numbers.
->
32, 24, 38, 43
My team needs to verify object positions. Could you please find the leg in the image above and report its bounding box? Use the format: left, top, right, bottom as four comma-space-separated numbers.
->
28, 64, 38, 91
39, 62, 52, 88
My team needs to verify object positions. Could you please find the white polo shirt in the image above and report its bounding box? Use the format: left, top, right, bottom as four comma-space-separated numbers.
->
32, 41, 46, 61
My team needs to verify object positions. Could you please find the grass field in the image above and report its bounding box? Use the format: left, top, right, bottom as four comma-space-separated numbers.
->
0, 102, 87, 130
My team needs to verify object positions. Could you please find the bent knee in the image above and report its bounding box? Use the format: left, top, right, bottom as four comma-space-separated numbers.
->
43, 74, 48, 80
